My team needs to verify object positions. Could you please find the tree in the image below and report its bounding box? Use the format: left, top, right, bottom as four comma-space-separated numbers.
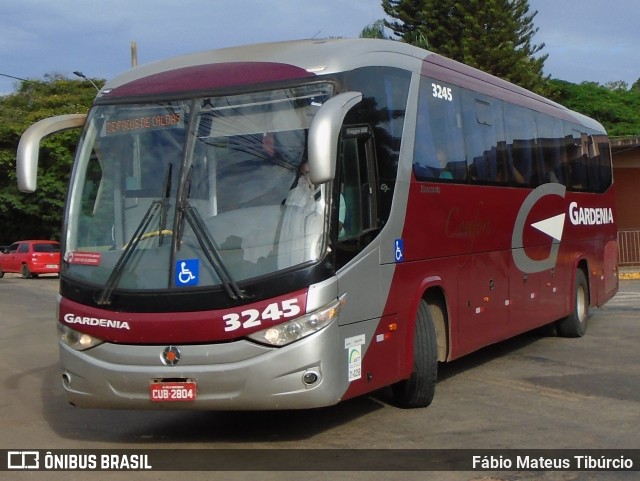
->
382, 0, 549, 94
0, 75, 101, 244
360, 19, 390, 39
604, 80, 629, 91
548, 79, 640, 136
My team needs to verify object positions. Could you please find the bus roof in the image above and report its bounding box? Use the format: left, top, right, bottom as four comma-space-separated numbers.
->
98, 38, 605, 133
100, 38, 426, 95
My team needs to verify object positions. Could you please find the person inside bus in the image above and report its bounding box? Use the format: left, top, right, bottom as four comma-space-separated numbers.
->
262, 130, 277, 159
286, 161, 315, 201
543, 155, 561, 183
278, 160, 323, 268
434, 147, 454, 179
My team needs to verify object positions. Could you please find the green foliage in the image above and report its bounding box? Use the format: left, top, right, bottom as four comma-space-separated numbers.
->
0, 76, 101, 244
360, 19, 390, 39
382, 0, 549, 94
548, 79, 640, 137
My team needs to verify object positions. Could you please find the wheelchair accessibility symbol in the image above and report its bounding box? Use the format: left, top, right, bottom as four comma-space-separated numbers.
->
394, 239, 404, 263
175, 259, 199, 286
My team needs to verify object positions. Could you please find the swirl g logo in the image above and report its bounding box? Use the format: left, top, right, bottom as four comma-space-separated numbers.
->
511, 183, 567, 274
512, 183, 615, 275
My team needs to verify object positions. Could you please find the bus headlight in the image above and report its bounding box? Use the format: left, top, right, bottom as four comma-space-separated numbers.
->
58, 323, 104, 351
248, 295, 345, 347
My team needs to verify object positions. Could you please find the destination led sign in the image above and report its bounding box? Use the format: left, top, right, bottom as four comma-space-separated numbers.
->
102, 110, 183, 136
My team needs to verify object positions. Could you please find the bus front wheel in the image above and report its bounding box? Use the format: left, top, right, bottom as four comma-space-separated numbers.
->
556, 269, 589, 337
392, 299, 437, 408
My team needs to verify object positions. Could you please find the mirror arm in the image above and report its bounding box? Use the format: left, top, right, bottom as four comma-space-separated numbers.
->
17, 114, 87, 192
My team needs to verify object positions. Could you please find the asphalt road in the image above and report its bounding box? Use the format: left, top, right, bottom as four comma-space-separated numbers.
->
1, 272, 639, 481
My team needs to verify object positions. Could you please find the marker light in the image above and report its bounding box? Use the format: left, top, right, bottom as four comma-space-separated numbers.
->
248, 295, 345, 347
58, 322, 104, 351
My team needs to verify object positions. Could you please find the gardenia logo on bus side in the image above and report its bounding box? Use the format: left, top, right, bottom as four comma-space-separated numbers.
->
569, 202, 614, 226
512, 183, 614, 275
63, 313, 131, 330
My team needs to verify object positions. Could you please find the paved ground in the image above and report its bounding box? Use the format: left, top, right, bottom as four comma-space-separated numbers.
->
1, 272, 639, 481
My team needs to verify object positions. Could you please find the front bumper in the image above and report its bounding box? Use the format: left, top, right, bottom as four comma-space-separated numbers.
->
59, 319, 346, 410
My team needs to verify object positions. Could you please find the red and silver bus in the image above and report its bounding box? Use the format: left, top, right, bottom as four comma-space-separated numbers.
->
17, 39, 618, 410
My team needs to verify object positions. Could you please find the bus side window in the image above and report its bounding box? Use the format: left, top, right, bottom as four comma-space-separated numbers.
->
413, 77, 467, 182
587, 135, 612, 193
464, 94, 508, 185
593, 138, 613, 192
334, 128, 380, 267
565, 127, 589, 191
535, 113, 565, 185
338, 130, 377, 241
505, 104, 538, 187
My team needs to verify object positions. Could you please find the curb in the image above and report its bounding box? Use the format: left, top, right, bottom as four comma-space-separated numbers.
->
619, 272, 640, 280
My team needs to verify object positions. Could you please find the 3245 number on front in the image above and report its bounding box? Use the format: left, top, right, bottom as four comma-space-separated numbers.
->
222, 299, 301, 332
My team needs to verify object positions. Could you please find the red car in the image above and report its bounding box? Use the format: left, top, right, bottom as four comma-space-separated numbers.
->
0, 240, 60, 278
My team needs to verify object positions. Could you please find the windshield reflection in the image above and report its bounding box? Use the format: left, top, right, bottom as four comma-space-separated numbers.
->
65, 83, 333, 292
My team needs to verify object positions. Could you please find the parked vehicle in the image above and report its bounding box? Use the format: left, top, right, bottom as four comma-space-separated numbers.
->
0, 240, 60, 278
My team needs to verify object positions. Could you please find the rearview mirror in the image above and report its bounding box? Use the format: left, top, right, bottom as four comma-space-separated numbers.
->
307, 91, 362, 185
17, 114, 87, 193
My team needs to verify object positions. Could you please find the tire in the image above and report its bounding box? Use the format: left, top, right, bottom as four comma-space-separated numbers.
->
21, 263, 32, 279
556, 269, 589, 337
0, 268, 4, 279
392, 299, 438, 408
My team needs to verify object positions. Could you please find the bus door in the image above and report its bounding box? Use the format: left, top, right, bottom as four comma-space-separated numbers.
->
335, 125, 403, 390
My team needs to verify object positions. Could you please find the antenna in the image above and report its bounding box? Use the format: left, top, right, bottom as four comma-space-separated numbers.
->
131, 41, 138, 68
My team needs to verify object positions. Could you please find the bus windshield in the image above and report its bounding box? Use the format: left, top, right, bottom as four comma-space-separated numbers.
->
64, 83, 334, 294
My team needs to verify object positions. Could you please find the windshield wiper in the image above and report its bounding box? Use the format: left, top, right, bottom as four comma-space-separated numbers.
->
174, 166, 249, 301
181, 203, 249, 301
95, 201, 160, 305
95, 165, 173, 306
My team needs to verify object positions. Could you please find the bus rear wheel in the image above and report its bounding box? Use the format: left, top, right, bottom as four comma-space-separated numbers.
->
392, 299, 437, 408
556, 269, 589, 337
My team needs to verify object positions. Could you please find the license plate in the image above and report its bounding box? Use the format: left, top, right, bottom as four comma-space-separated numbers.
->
46, 264, 59, 269
150, 381, 197, 402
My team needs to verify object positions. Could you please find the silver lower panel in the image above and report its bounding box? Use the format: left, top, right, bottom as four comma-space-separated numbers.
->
60, 320, 346, 410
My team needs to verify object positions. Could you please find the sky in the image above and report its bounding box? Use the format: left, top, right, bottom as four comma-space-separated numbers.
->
1, 0, 639, 95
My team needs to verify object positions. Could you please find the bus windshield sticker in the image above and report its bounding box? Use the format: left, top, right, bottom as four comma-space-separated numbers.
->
345, 334, 365, 382
67, 251, 102, 266
175, 259, 199, 287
